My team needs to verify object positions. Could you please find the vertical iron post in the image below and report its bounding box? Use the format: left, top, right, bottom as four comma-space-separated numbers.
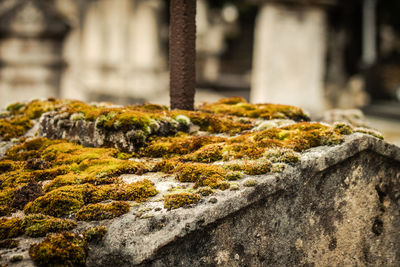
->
169, 0, 196, 110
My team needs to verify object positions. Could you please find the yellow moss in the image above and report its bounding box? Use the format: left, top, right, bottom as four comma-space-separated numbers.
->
75, 201, 130, 221
183, 143, 224, 163
23, 214, 77, 237
164, 193, 201, 209
24, 186, 86, 217
0, 218, 24, 240
141, 135, 226, 158
243, 179, 258, 187
83, 226, 107, 243
29, 232, 88, 267
0, 116, 33, 141
172, 110, 253, 134
152, 159, 183, 173
25, 180, 157, 217
224, 160, 272, 175
196, 187, 214, 196
175, 163, 226, 183
199, 97, 310, 121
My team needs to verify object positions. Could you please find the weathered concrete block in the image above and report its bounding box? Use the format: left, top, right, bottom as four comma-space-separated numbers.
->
87, 134, 400, 266
0, 98, 399, 267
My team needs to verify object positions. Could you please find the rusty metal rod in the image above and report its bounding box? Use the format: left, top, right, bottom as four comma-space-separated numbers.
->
169, 0, 196, 110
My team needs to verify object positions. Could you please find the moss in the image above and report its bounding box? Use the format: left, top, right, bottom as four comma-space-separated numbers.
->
29, 232, 88, 267
173, 110, 253, 134
83, 226, 107, 243
23, 214, 76, 237
333, 122, 354, 135
194, 175, 230, 190
0, 116, 33, 141
164, 193, 201, 209
354, 127, 384, 140
0, 160, 16, 174
263, 148, 300, 163
230, 183, 240, 191
174, 163, 228, 189
243, 179, 258, 187
199, 97, 310, 121
0, 239, 19, 249
196, 187, 214, 196
25, 180, 157, 217
24, 186, 85, 217
6, 102, 25, 112
152, 159, 182, 173
175, 163, 226, 183
183, 143, 224, 163
226, 171, 243, 181
75, 201, 130, 221
0, 218, 24, 240
225, 160, 272, 175
142, 135, 226, 158
271, 163, 286, 173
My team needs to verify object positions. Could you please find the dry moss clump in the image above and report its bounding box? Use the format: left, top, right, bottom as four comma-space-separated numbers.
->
29, 232, 88, 267
164, 193, 201, 210
75, 201, 130, 221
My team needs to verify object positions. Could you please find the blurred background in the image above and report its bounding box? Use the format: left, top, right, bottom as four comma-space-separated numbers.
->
0, 0, 399, 144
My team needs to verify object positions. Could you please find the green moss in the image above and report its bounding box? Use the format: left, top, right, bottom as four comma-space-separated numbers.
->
0, 239, 19, 249
25, 180, 157, 217
230, 183, 240, 191
75, 201, 130, 221
173, 110, 253, 134
0, 116, 33, 141
333, 122, 354, 135
0, 160, 16, 174
24, 186, 85, 217
6, 102, 25, 112
226, 171, 243, 181
29, 232, 88, 267
199, 97, 310, 121
196, 187, 214, 196
354, 127, 384, 140
23, 214, 76, 237
174, 163, 228, 189
243, 179, 258, 187
83, 226, 107, 243
175, 163, 226, 183
263, 148, 300, 163
0, 218, 24, 240
183, 143, 224, 163
152, 159, 182, 173
142, 135, 226, 158
164, 193, 201, 209
225, 160, 272, 175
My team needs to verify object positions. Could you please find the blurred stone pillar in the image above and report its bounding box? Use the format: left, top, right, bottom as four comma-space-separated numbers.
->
0, 0, 70, 107
251, 1, 335, 114
81, 0, 167, 104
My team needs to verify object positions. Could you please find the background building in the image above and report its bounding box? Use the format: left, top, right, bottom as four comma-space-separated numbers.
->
0, 0, 399, 118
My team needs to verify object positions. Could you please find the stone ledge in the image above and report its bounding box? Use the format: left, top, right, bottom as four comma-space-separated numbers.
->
86, 134, 400, 266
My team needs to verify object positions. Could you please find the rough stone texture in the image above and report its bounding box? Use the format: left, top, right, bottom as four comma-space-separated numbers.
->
38, 112, 189, 152
82, 134, 400, 266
